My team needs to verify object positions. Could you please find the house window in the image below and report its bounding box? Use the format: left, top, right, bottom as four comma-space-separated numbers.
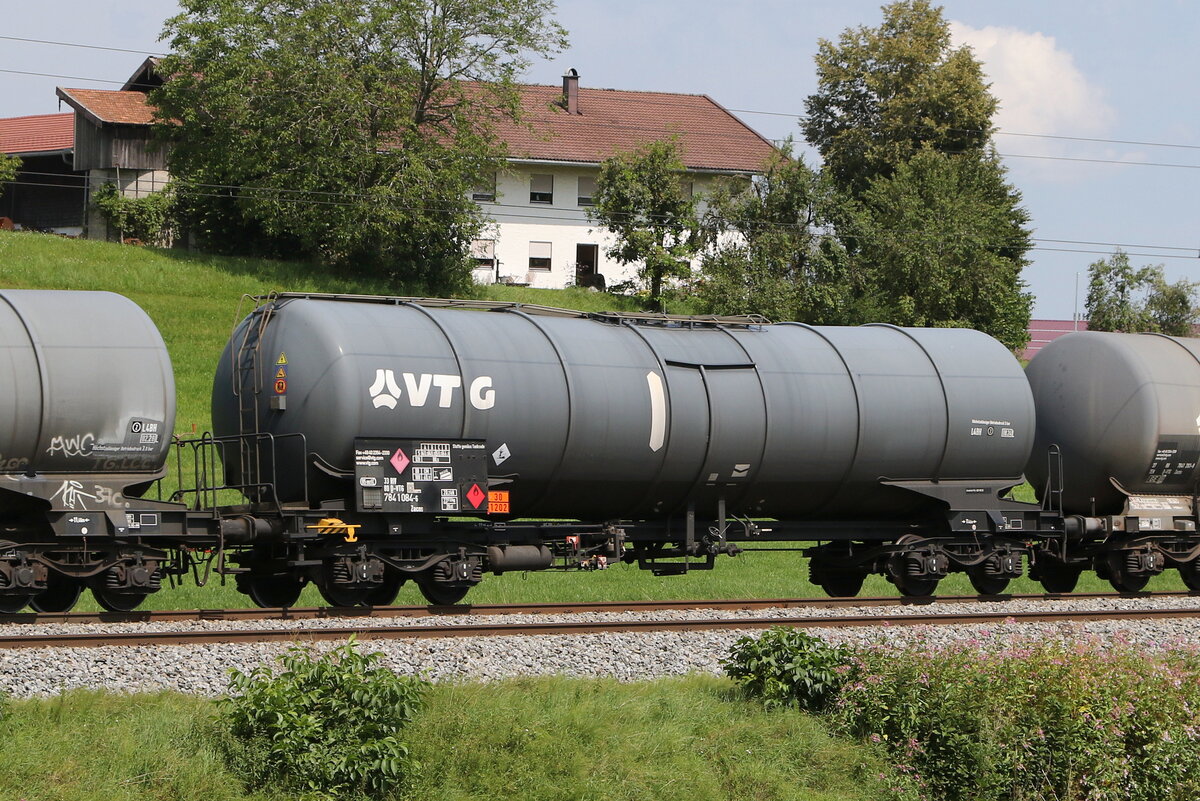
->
577, 176, 597, 206
471, 239, 496, 269
471, 174, 496, 203
530, 174, 553, 204
678, 178, 694, 198
528, 241, 552, 270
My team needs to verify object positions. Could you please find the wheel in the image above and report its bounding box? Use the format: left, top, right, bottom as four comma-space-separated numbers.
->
30, 574, 83, 612
365, 570, 406, 606
0, 593, 32, 613
818, 571, 866, 598
1037, 565, 1081, 594
1181, 563, 1200, 592
1107, 553, 1150, 593
319, 585, 370, 607
967, 568, 1010, 596
239, 575, 304, 608
894, 575, 939, 597
417, 581, 470, 606
92, 588, 147, 612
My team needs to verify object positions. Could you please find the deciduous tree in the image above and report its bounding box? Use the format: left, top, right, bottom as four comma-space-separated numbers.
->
854, 148, 1032, 350
801, 0, 1032, 349
698, 148, 855, 324
1086, 250, 1198, 335
803, 0, 994, 193
154, 0, 566, 293
590, 139, 702, 309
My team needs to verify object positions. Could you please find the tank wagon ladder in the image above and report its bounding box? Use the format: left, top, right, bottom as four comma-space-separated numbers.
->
229, 292, 279, 497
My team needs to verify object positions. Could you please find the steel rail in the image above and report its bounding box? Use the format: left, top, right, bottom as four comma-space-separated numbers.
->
1, 590, 1196, 626
2, 603, 1200, 650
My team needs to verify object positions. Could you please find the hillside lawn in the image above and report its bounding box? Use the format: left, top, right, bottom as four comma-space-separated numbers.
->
0, 232, 1186, 611
0, 678, 892, 801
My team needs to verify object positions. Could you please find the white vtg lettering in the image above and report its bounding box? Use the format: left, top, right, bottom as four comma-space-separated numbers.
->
370, 369, 494, 410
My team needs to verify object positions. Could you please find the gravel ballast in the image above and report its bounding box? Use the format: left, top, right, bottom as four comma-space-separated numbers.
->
3, 597, 1200, 697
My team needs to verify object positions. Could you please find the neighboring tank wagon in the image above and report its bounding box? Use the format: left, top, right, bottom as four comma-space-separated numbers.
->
1024, 331, 1200, 591
0, 289, 175, 481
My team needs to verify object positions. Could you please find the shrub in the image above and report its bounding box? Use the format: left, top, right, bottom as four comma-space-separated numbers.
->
722, 627, 856, 712
218, 639, 427, 800
92, 181, 175, 244
728, 631, 1200, 801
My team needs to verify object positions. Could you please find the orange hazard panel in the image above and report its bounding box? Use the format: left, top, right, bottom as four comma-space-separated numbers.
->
488, 490, 510, 514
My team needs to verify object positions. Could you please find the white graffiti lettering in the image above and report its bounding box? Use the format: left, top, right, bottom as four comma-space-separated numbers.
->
0, 453, 30, 472
46, 433, 95, 458
50, 480, 99, 510
369, 369, 494, 411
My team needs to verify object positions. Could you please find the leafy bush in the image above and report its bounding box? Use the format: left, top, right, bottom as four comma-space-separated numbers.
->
218, 640, 427, 800
722, 627, 856, 712
92, 181, 174, 244
728, 631, 1200, 801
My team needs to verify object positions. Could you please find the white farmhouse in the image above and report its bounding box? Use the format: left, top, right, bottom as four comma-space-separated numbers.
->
475, 70, 778, 290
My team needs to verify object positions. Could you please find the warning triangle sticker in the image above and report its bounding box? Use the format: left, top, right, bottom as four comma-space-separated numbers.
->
276, 352, 288, 365
275, 367, 287, 379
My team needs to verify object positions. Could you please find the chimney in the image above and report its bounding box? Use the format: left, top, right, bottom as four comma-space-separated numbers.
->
562, 68, 580, 114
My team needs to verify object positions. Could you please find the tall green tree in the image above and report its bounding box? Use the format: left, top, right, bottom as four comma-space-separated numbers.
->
802, 0, 1032, 349
590, 139, 702, 309
1086, 250, 1198, 335
698, 147, 855, 323
154, 0, 566, 293
803, 0, 995, 194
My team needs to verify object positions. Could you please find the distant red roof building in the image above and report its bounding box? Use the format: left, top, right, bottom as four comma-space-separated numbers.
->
0, 113, 73, 155
1022, 319, 1089, 361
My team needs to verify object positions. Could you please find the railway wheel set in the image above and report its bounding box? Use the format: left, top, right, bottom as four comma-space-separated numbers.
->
0, 289, 1197, 612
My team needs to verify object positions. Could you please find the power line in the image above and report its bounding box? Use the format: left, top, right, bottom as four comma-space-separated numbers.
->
0, 35, 166, 57
729, 108, 1200, 152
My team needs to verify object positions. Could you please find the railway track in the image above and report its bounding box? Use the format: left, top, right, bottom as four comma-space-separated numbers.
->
2, 590, 1195, 626
0, 591, 1197, 650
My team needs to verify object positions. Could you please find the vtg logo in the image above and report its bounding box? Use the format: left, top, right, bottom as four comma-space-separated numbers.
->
369, 369, 496, 411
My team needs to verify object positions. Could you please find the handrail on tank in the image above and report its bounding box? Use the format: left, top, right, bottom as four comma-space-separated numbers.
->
254, 292, 770, 327
166, 431, 309, 515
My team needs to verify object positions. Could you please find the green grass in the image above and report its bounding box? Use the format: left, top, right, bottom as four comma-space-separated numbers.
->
406, 675, 890, 801
0, 691, 280, 801
0, 679, 889, 801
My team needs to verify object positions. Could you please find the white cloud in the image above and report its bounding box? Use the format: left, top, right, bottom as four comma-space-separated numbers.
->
949, 21, 1114, 138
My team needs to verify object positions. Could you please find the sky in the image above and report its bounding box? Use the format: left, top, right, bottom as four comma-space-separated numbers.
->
2, 0, 1197, 319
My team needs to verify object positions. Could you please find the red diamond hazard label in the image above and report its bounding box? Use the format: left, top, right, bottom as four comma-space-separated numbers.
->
390, 448, 410, 474
466, 484, 486, 509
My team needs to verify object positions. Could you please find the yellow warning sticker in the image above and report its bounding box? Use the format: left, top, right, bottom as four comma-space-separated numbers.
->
275, 367, 287, 380
276, 352, 288, 365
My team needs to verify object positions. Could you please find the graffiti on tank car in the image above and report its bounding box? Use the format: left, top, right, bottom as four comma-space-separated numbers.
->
46, 433, 95, 458
0, 453, 29, 471
369, 369, 495, 411
50, 480, 99, 510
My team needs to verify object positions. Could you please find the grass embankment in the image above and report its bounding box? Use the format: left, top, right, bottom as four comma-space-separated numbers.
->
0, 231, 1185, 612
0, 679, 889, 801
